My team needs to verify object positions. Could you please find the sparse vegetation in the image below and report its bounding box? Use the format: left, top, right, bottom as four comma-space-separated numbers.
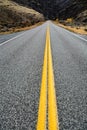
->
0, 0, 87, 34
84, 26, 87, 32
56, 18, 59, 23
54, 20, 87, 35
0, 0, 44, 33
66, 18, 73, 23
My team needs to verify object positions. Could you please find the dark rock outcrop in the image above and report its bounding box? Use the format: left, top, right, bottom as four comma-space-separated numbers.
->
12, 0, 87, 22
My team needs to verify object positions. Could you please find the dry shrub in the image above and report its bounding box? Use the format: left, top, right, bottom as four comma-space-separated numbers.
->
84, 27, 87, 31
56, 18, 59, 23
66, 18, 73, 23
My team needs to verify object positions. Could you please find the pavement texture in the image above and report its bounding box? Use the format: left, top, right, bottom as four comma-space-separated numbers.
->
79, 35, 87, 40
50, 23, 87, 130
0, 22, 87, 130
0, 32, 23, 44
0, 23, 47, 130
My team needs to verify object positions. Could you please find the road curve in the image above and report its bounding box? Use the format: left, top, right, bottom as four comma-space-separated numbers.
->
0, 21, 87, 130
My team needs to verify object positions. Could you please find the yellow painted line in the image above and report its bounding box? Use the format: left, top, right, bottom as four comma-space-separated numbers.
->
36, 30, 47, 130
36, 25, 59, 130
47, 26, 59, 130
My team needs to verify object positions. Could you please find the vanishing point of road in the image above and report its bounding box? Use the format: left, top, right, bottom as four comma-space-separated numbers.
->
0, 22, 87, 130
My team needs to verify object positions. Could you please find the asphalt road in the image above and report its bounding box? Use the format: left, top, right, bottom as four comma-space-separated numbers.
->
0, 31, 23, 44
0, 22, 87, 130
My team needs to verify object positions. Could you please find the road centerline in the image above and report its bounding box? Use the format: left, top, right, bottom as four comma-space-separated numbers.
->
36, 25, 59, 130
47, 26, 59, 130
36, 29, 47, 130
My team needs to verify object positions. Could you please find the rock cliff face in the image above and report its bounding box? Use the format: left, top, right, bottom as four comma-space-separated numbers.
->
12, 0, 87, 22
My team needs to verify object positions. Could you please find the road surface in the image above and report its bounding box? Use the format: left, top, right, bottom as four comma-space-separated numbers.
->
0, 22, 87, 130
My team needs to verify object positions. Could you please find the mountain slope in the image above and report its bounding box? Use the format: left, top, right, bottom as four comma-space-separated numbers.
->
0, 0, 44, 32
12, 0, 87, 23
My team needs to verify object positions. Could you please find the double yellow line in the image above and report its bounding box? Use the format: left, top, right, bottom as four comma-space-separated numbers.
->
36, 26, 59, 130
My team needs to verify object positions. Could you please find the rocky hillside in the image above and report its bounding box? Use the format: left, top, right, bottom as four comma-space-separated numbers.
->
0, 0, 87, 33
0, 0, 44, 32
12, 0, 87, 23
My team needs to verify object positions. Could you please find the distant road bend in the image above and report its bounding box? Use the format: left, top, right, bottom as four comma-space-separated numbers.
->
0, 22, 87, 130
